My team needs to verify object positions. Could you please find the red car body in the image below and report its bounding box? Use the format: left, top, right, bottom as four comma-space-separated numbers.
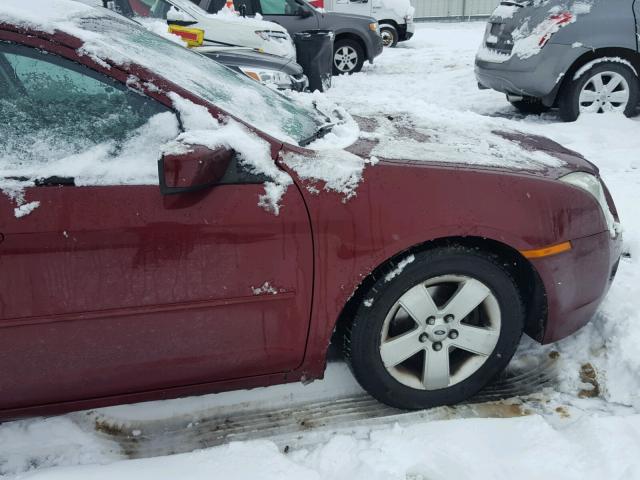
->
0, 18, 622, 420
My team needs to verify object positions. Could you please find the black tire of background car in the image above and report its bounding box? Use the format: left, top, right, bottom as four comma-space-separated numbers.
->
558, 61, 640, 122
380, 24, 399, 48
332, 38, 365, 75
508, 95, 550, 115
342, 245, 524, 410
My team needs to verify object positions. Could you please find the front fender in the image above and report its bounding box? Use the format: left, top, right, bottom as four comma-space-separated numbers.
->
284, 159, 607, 375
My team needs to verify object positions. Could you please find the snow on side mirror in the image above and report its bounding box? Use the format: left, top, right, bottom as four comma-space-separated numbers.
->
158, 145, 233, 195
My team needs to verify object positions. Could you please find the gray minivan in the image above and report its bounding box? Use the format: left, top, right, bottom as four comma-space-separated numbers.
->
194, 0, 384, 74
475, 0, 640, 121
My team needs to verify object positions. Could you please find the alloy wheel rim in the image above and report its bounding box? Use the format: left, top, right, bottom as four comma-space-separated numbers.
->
334, 46, 358, 72
379, 275, 501, 391
381, 30, 393, 47
579, 71, 630, 113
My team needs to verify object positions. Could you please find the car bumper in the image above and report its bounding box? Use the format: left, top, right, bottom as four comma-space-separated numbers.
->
398, 21, 414, 42
534, 230, 623, 344
475, 43, 588, 104
368, 32, 384, 61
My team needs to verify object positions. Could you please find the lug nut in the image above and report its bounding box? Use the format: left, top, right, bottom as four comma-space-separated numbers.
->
449, 330, 458, 339
419, 333, 429, 343
427, 316, 436, 325
444, 314, 454, 323
433, 342, 443, 351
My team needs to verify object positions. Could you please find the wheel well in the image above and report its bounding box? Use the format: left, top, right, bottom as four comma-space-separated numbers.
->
333, 236, 548, 348
555, 47, 640, 104
334, 33, 366, 56
378, 20, 399, 30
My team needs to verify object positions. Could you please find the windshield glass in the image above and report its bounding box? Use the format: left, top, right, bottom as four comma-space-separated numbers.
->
73, 9, 324, 143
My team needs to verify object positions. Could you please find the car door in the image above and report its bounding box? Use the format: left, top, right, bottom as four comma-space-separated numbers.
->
0, 42, 313, 410
260, 0, 320, 32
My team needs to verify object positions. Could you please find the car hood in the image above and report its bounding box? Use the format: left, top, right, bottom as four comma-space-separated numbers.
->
317, 11, 377, 26
345, 115, 597, 179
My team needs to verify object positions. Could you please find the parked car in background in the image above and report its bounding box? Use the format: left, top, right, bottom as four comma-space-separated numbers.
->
475, 0, 640, 121
310, 0, 414, 48
1, 0, 623, 419
108, 0, 297, 58
199, 46, 308, 90
193, 0, 384, 74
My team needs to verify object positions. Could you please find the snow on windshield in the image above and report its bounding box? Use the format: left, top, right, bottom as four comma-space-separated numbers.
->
1, 0, 324, 144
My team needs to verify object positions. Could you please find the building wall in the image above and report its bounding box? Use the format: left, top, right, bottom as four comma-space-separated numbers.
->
411, 0, 499, 19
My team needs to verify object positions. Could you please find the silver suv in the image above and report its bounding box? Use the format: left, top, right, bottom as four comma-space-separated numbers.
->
475, 0, 640, 121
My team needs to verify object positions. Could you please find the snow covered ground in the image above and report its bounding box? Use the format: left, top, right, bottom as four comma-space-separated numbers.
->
3, 21, 640, 479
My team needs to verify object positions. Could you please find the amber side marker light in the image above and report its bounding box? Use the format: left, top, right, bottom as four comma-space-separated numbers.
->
520, 241, 572, 259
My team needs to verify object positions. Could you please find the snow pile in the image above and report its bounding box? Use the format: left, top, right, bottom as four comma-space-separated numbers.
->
165, 94, 292, 215
13, 415, 640, 479
0, 416, 119, 477
134, 18, 187, 45
282, 149, 371, 200
491, 4, 519, 19
14, 201, 40, 218
359, 112, 563, 171
1, 112, 180, 187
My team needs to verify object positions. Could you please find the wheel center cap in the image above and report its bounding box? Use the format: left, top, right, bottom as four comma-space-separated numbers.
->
425, 322, 449, 341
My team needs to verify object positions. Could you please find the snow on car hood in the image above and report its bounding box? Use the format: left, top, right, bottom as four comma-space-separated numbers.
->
342, 113, 590, 177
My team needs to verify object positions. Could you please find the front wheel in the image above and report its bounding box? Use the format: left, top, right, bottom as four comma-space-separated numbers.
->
380, 24, 399, 48
558, 61, 640, 122
333, 39, 365, 75
344, 246, 524, 410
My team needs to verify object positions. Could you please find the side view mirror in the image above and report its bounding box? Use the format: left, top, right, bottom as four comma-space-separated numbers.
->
158, 145, 232, 195
299, 7, 313, 17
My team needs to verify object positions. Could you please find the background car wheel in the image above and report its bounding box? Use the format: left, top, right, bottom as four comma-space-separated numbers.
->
333, 39, 365, 75
508, 95, 550, 115
558, 61, 640, 122
343, 246, 524, 410
380, 24, 399, 48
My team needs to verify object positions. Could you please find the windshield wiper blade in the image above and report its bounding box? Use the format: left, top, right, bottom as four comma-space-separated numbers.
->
300, 123, 335, 147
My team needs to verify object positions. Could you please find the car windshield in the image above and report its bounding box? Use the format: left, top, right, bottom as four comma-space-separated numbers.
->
73, 10, 325, 143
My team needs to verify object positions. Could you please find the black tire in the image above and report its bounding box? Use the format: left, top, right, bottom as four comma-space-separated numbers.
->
343, 246, 524, 410
558, 61, 640, 122
508, 95, 550, 115
380, 24, 399, 48
333, 39, 365, 75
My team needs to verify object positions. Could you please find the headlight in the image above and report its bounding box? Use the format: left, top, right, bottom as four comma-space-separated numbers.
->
559, 172, 620, 238
239, 67, 291, 87
255, 30, 289, 42
369, 22, 378, 32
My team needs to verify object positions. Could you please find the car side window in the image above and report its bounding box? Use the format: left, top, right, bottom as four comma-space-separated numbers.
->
260, 0, 299, 15
0, 43, 178, 184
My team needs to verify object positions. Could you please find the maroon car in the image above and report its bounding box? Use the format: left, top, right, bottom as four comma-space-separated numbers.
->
0, 0, 622, 419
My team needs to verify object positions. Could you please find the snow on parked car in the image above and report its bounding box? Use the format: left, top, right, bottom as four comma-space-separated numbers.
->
0, 1, 623, 423
104, 0, 298, 58
476, 0, 640, 120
